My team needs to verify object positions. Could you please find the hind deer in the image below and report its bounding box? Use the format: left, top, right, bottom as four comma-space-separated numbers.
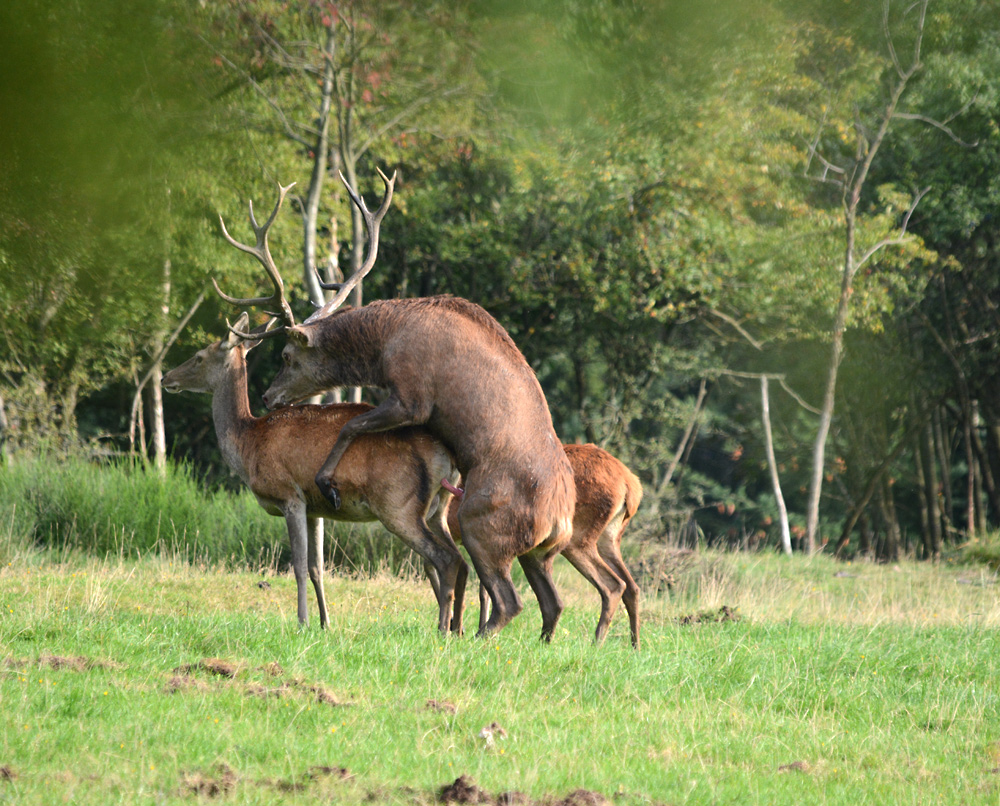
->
214, 172, 575, 640
433, 443, 643, 648
161, 313, 467, 633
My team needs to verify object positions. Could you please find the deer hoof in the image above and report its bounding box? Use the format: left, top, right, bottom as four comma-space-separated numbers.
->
316, 477, 341, 510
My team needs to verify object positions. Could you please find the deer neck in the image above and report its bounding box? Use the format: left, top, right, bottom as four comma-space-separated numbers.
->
316, 307, 388, 387
210, 356, 255, 482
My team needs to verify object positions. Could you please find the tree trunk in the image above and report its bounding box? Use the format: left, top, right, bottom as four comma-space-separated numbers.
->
302, 25, 337, 309
962, 400, 977, 538
651, 379, 707, 515
342, 157, 364, 405
879, 476, 900, 563
919, 423, 942, 561
913, 432, 931, 559
150, 257, 171, 476
932, 408, 953, 529
0, 394, 8, 463
805, 217, 854, 554
761, 377, 792, 555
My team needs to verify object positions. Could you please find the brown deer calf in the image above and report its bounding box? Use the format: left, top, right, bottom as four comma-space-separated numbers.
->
217, 173, 575, 640
437, 443, 643, 648
161, 314, 467, 633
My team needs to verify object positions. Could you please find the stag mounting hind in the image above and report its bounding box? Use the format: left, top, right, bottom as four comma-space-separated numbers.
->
214, 171, 575, 640
161, 313, 467, 633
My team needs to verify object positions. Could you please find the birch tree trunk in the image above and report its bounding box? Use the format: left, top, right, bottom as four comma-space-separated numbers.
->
761, 376, 792, 555
804, 0, 930, 552
150, 256, 171, 475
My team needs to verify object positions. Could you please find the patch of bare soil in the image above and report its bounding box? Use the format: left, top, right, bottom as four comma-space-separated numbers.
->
166, 660, 350, 707
676, 605, 740, 626
173, 658, 241, 678
181, 763, 238, 797
0, 766, 16, 782
426, 699, 458, 714
6, 655, 122, 672
305, 682, 346, 706
438, 777, 605, 806
244, 678, 348, 707
440, 775, 493, 804
245, 682, 290, 699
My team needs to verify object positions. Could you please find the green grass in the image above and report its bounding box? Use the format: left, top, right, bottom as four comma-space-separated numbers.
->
0, 453, 428, 575
2, 550, 1000, 804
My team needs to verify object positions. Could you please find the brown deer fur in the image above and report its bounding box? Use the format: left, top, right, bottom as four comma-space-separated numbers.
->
438, 443, 643, 648
262, 295, 577, 640
161, 314, 467, 632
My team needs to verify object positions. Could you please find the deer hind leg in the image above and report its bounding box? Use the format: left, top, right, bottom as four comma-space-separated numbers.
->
282, 499, 311, 627
426, 489, 468, 635
381, 508, 466, 635
561, 540, 626, 645
517, 550, 565, 642
307, 517, 329, 629
597, 516, 642, 649
478, 582, 489, 633
458, 529, 522, 638
315, 395, 430, 509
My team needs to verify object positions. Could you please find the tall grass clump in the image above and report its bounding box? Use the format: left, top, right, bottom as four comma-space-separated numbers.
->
0, 452, 285, 565
0, 452, 438, 575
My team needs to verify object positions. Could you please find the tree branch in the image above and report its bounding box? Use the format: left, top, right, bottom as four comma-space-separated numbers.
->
855, 186, 930, 272
128, 290, 206, 453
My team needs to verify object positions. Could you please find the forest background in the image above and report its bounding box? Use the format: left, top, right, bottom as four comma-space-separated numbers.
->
2, 0, 999, 563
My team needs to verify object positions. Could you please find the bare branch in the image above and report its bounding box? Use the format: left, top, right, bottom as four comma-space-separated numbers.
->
205, 38, 313, 149
894, 112, 979, 147
718, 370, 822, 415
129, 290, 207, 450
855, 186, 930, 272
707, 309, 764, 351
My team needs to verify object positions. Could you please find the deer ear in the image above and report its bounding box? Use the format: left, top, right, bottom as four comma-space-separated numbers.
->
288, 325, 313, 348
223, 312, 250, 350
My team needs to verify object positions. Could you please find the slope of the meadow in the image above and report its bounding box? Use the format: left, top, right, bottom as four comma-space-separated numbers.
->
1, 550, 999, 805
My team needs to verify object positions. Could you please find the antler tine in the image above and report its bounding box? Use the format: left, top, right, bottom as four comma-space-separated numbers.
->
308, 168, 396, 323
214, 181, 298, 329
224, 314, 287, 343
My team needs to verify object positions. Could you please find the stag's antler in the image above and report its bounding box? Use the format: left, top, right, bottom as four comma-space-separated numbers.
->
306, 168, 396, 323
213, 181, 297, 340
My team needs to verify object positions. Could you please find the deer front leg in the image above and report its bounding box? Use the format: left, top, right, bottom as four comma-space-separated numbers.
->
315, 394, 428, 509
283, 499, 311, 626
307, 517, 329, 629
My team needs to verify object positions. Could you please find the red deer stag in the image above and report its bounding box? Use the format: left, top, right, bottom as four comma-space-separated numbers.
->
161, 312, 467, 633
435, 443, 643, 648
215, 171, 575, 640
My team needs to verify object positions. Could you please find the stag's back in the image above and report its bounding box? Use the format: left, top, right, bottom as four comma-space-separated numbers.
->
361, 296, 564, 470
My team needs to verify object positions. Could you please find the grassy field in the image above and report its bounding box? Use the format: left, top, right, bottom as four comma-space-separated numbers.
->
2, 544, 1000, 805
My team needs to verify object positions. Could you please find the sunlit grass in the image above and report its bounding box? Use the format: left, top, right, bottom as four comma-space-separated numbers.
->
2, 550, 1000, 804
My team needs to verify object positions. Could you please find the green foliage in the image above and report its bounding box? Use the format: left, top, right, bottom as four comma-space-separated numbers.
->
3, 0, 1000, 552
